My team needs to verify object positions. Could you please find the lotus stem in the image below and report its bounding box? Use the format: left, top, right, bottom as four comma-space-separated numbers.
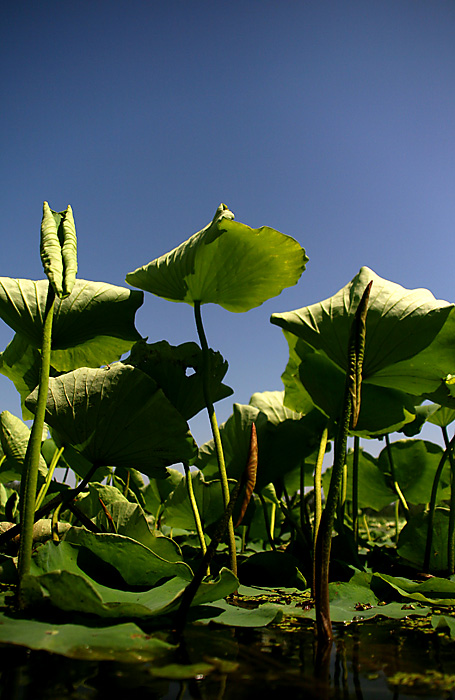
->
314, 281, 372, 644
258, 491, 276, 551
312, 425, 328, 593
183, 463, 209, 573
193, 301, 237, 575
17, 284, 55, 606
352, 436, 360, 543
35, 445, 64, 511
424, 428, 455, 572
385, 434, 409, 517
442, 426, 455, 574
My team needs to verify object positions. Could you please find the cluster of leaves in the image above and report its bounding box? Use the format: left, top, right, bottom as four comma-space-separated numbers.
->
1, 202, 455, 677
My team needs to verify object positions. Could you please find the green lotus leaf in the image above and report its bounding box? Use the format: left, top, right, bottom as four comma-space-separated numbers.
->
23, 560, 238, 619
306, 342, 414, 435
397, 508, 449, 572
194, 398, 325, 490
428, 405, 455, 428
372, 571, 455, 606
124, 339, 233, 420
75, 484, 183, 562
272, 268, 455, 433
162, 471, 236, 530
25, 364, 197, 478
323, 449, 395, 512
126, 204, 307, 312
271, 266, 455, 396
142, 468, 185, 517
59, 529, 191, 584
0, 613, 175, 662
0, 333, 43, 418
0, 278, 143, 371
193, 403, 268, 484
0, 411, 47, 480
377, 439, 449, 506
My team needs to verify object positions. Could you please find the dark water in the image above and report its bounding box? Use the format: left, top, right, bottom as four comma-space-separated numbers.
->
1, 619, 454, 700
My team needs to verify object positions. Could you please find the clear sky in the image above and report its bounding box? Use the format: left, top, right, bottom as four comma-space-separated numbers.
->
1, 1, 455, 451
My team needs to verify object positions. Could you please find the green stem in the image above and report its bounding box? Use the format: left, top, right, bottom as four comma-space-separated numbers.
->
0, 461, 100, 548
312, 425, 328, 593
352, 435, 360, 544
258, 492, 276, 551
314, 280, 372, 645
385, 434, 409, 516
443, 426, 455, 575
315, 393, 352, 642
183, 463, 209, 572
35, 445, 64, 511
17, 284, 55, 604
194, 301, 237, 575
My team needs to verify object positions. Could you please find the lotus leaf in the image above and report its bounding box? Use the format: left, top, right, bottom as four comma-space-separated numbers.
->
126, 204, 307, 312
25, 364, 196, 478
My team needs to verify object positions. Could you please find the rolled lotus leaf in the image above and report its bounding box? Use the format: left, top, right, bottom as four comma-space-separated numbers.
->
40, 202, 77, 298
126, 204, 307, 312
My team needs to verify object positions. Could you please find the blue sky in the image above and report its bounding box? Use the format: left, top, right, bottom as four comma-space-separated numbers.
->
1, 1, 455, 450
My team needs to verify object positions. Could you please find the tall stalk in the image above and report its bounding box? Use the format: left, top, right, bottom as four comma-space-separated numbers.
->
314, 281, 372, 644
423, 427, 455, 573
312, 425, 328, 593
442, 426, 455, 574
183, 463, 208, 573
194, 300, 237, 574
351, 435, 360, 543
17, 284, 55, 604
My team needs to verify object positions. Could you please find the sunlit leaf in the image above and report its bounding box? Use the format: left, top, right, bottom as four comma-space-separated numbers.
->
0, 278, 143, 370
126, 204, 307, 312
272, 267, 455, 433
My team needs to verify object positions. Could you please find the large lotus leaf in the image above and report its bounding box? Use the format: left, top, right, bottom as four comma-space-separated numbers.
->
0, 410, 47, 480
377, 439, 449, 506
0, 613, 175, 662
0, 333, 44, 419
277, 333, 317, 415
41, 437, 112, 482
248, 390, 329, 473
75, 484, 183, 562
31, 535, 190, 588
196, 598, 284, 627
124, 339, 233, 420
323, 448, 395, 511
249, 390, 303, 424
162, 471, 236, 530
24, 561, 238, 619
272, 266, 455, 398
372, 572, 455, 606
142, 468, 185, 516
271, 266, 454, 380
193, 403, 268, 482
281, 335, 416, 435
126, 204, 307, 312
25, 364, 197, 477
59, 529, 191, 584
397, 508, 449, 572
0, 278, 143, 371
194, 400, 325, 490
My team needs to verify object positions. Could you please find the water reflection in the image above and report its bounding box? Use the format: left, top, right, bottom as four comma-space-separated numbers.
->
1, 619, 454, 699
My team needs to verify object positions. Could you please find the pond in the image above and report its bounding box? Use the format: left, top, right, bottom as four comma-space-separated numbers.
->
2, 617, 455, 700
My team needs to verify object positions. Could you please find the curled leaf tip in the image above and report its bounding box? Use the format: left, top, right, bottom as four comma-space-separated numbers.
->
212, 203, 235, 225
